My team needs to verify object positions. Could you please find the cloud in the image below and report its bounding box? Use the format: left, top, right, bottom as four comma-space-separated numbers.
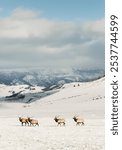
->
0, 8, 104, 69
11, 8, 39, 19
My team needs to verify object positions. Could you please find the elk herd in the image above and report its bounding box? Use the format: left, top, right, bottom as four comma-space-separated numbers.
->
19, 117, 39, 126
19, 115, 84, 127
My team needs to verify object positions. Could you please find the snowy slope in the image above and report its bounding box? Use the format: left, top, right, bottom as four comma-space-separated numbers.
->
31, 77, 105, 118
0, 84, 43, 98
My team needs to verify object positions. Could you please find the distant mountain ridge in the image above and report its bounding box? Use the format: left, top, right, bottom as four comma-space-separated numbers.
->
0, 68, 105, 87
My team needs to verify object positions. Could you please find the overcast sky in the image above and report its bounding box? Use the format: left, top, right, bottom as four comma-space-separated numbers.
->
0, 0, 105, 70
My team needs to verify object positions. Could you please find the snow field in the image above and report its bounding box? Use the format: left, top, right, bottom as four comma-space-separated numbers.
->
0, 117, 104, 150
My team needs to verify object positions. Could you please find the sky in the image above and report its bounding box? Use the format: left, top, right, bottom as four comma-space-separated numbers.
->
0, 0, 105, 70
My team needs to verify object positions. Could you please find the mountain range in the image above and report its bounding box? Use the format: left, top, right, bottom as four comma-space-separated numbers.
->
0, 68, 105, 87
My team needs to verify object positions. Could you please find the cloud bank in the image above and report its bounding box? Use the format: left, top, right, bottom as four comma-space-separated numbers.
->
0, 8, 105, 69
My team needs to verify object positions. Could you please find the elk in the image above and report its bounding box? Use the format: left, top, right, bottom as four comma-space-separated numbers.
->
19, 117, 29, 126
54, 116, 65, 126
28, 117, 39, 126
73, 116, 84, 126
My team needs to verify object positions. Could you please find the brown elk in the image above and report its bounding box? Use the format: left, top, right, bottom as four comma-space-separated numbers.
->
54, 116, 65, 126
19, 117, 29, 126
28, 117, 39, 126
73, 116, 84, 126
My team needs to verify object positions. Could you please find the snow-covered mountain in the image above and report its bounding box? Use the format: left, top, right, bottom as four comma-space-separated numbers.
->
0, 68, 104, 87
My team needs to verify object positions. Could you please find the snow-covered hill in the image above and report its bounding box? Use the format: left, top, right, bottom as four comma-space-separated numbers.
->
31, 77, 105, 118
0, 84, 43, 98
